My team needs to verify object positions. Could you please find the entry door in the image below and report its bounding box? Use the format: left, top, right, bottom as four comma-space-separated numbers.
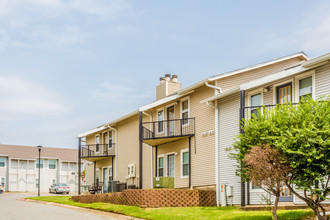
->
167, 106, 175, 136
277, 83, 292, 104
167, 154, 175, 177
279, 182, 293, 202
103, 168, 108, 193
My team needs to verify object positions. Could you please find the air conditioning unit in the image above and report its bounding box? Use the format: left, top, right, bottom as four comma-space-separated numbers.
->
128, 163, 136, 178
153, 177, 174, 189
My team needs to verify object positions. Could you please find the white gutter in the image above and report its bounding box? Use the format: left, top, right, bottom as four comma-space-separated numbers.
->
107, 125, 118, 181
205, 82, 223, 93
142, 111, 154, 189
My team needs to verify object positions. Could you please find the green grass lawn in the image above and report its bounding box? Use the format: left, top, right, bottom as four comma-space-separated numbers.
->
25, 196, 314, 220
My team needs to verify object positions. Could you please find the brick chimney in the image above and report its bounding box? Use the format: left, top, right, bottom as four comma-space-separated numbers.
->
156, 74, 182, 100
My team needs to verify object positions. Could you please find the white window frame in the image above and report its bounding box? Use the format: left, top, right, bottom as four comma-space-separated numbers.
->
108, 130, 113, 149
165, 103, 176, 136
250, 181, 264, 192
48, 159, 56, 170
157, 107, 165, 134
272, 79, 294, 104
36, 159, 44, 169
0, 157, 6, 168
108, 165, 113, 179
180, 97, 190, 126
247, 88, 263, 118
0, 176, 5, 189
157, 154, 165, 177
180, 148, 189, 178
95, 135, 100, 153
294, 70, 316, 103
51, 178, 56, 185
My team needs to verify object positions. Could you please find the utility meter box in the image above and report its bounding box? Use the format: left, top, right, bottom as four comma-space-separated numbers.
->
226, 185, 233, 197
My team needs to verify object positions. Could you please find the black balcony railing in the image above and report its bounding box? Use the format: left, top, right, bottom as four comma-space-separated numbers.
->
242, 103, 298, 119
81, 144, 115, 158
142, 118, 195, 140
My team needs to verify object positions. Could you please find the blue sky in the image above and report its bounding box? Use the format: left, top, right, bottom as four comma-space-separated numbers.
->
0, 0, 329, 148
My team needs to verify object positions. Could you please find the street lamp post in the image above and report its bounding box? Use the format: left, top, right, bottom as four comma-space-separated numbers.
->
37, 145, 42, 197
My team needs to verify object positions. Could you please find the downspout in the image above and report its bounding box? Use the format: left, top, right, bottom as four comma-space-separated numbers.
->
78, 137, 81, 195
142, 111, 153, 189
206, 101, 220, 206
205, 82, 223, 94
107, 124, 118, 181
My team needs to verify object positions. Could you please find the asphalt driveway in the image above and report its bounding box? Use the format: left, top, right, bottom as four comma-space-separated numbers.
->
0, 193, 122, 220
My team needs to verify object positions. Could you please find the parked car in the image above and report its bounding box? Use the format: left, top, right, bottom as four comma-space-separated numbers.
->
49, 183, 70, 194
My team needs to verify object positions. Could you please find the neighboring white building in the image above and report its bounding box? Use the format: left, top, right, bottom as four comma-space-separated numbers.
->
0, 144, 84, 193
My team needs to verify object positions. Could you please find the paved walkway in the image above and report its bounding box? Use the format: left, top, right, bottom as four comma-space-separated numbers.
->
0, 193, 122, 220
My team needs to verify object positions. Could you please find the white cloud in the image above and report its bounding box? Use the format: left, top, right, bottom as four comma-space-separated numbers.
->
0, 0, 129, 49
259, 2, 330, 55
0, 76, 68, 115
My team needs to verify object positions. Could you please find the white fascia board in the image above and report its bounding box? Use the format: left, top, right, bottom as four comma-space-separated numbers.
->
78, 126, 107, 138
200, 87, 240, 103
209, 52, 309, 82
301, 53, 330, 68
108, 110, 139, 126
240, 66, 303, 91
139, 94, 181, 112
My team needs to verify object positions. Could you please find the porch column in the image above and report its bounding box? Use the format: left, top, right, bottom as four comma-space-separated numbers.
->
94, 161, 96, 185
240, 90, 246, 207
138, 111, 143, 189
78, 137, 81, 195
189, 137, 192, 188
155, 146, 158, 177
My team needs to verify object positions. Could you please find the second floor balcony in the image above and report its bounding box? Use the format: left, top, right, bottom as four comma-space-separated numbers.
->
81, 144, 115, 162
142, 118, 195, 146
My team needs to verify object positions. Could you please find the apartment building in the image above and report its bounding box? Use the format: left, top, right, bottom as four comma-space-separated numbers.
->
78, 52, 312, 198
202, 52, 330, 206
0, 144, 82, 193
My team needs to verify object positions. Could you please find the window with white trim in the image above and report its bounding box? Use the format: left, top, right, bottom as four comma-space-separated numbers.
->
157, 110, 164, 133
250, 93, 261, 117
158, 157, 164, 177
181, 150, 189, 177
52, 179, 56, 185
49, 160, 56, 169
36, 159, 44, 169
1, 177, 5, 188
299, 76, 312, 101
36, 179, 39, 188
181, 100, 189, 125
96, 135, 100, 152
108, 131, 113, 148
0, 157, 5, 167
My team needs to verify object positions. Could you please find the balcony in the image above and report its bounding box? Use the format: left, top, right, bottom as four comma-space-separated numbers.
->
81, 144, 115, 162
242, 103, 298, 119
142, 118, 195, 146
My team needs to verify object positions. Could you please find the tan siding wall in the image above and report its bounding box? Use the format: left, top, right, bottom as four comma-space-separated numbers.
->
216, 58, 303, 92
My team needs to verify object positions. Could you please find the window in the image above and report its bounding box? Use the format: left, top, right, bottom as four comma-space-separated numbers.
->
1, 177, 5, 188
109, 166, 113, 181
36, 159, 44, 169
252, 182, 261, 190
158, 157, 164, 177
96, 136, 100, 152
251, 93, 261, 117
49, 160, 56, 169
299, 76, 312, 101
181, 150, 189, 177
157, 110, 164, 133
108, 131, 113, 148
52, 179, 56, 185
0, 157, 5, 167
36, 179, 39, 188
181, 100, 189, 125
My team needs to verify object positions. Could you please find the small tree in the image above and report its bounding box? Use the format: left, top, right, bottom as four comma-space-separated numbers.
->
233, 96, 330, 220
244, 145, 291, 220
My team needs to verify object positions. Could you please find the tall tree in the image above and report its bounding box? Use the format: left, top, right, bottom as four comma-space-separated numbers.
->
233, 97, 330, 220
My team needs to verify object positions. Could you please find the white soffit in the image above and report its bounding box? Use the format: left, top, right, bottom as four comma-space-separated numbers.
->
78, 126, 107, 138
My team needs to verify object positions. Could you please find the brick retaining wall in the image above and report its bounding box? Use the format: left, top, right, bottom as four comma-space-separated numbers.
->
71, 189, 216, 208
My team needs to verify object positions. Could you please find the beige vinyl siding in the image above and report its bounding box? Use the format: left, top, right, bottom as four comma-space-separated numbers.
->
156, 138, 189, 188
216, 58, 303, 92
315, 63, 330, 98
190, 85, 215, 187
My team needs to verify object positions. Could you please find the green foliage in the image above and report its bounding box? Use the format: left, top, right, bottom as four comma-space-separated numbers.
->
26, 196, 314, 220
232, 96, 330, 210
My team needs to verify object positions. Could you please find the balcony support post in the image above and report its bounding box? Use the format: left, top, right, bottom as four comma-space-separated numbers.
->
78, 137, 81, 195
240, 90, 246, 207
94, 161, 96, 186
155, 145, 158, 177
139, 111, 143, 189
189, 137, 192, 188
